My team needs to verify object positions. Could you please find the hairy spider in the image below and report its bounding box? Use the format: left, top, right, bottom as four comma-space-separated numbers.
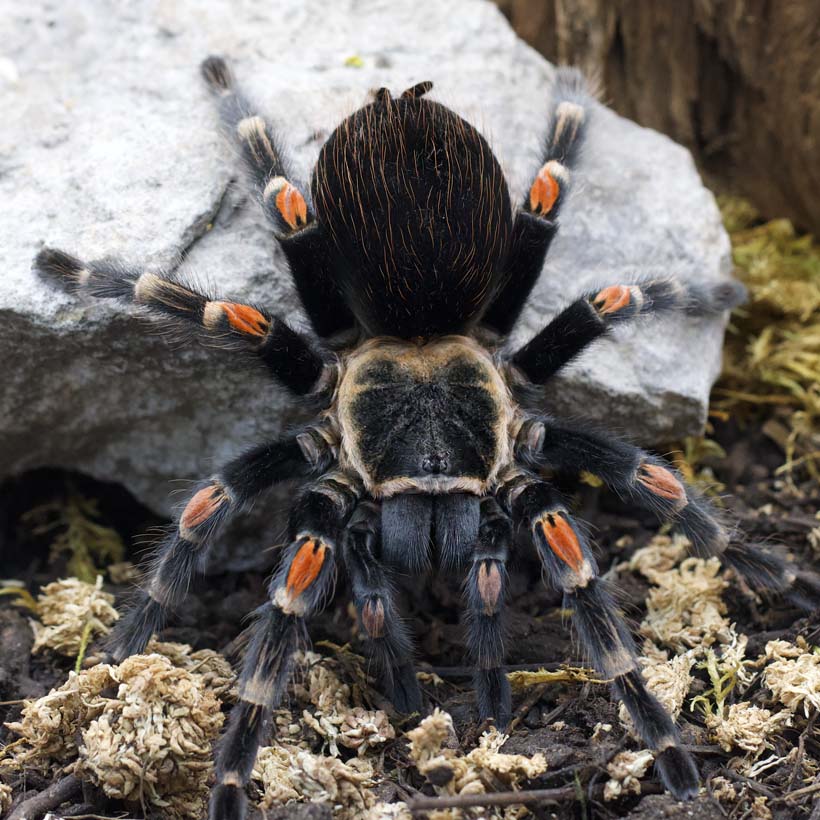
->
34, 56, 817, 819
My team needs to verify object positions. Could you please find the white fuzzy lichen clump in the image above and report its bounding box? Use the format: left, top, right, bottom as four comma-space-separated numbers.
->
706, 703, 791, 754
402, 708, 548, 818
253, 745, 376, 817
5, 651, 227, 819
31, 576, 118, 657
603, 749, 654, 800
763, 639, 820, 716
294, 652, 395, 756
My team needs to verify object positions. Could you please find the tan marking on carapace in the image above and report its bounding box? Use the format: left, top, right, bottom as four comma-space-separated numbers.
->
180, 483, 229, 538
637, 462, 687, 506
361, 598, 385, 638
529, 162, 561, 216
215, 302, 270, 337
477, 560, 502, 615
286, 539, 327, 599
593, 285, 632, 315
336, 335, 515, 496
538, 512, 585, 572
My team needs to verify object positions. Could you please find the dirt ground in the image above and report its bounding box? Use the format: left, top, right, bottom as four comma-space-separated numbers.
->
1, 410, 819, 819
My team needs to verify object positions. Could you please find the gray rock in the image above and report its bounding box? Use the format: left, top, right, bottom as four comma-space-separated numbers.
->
0, 0, 732, 569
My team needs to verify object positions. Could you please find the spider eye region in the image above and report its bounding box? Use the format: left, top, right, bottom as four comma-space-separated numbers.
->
337, 338, 512, 497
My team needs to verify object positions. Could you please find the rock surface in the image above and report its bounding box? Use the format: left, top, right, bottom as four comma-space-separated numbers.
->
0, 0, 732, 567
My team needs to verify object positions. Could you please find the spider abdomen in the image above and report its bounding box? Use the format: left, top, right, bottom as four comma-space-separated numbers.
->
336, 336, 514, 498
312, 88, 512, 338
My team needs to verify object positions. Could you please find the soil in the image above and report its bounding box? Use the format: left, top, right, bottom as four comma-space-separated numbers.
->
1, 415, 819, 819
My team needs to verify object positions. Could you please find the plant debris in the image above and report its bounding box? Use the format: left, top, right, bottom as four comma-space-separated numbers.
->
3, 649, 226, 819
603, 749, 654, 801
30, 576, 118, 659
716, 196, 820, 478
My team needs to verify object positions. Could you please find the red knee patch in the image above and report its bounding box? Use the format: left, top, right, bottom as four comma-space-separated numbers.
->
593, 285, 632, 315
529, 162, 562, 216
180, 484, 228, 533
361, 598, 385, 638
218, 302, 270, 337
476, 560, 502, 615
638, 463, 687, 504
286, 539, 327, 598
275, 181, 308, 230
539, 512, 584, 572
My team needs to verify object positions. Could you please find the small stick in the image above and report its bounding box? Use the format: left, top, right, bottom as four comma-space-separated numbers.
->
407, 780, 663, 812
7, 774, 82, 820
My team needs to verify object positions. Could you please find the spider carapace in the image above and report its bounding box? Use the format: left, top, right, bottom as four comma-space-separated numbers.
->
36, 56, 817, 820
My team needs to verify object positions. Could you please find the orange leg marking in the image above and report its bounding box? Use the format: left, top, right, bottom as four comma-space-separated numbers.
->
275, 181, 308, 230
539, 513, 584, 572
217, 302, 270, 337
593, 285, 632, 315
181, 484, 228, 532
637, 463, 687, 504
286, 539, 327, 598
529, 164, 560, 216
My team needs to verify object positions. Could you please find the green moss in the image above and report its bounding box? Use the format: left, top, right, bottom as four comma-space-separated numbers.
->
22, 491, 125, 583
714, 196, 820, 477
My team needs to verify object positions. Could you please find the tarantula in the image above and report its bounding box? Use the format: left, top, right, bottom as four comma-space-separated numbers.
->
34, 56, 817, 819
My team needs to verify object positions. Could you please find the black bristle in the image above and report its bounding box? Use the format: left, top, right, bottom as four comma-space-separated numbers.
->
200, 55, 234, 93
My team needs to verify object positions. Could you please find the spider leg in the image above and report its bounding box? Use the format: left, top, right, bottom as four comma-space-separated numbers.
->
210, 471, 359, 820
482, 68, 590, 335
509, 277, 747, 386
33, 248, 330, 395
106, 425, 335, 662
466, 497, 512, 726
200, 55, 354, 338
498, 468, 700, 801
515, 417, 820, 607
343, 502, 422, 713
516, 416, 730, 557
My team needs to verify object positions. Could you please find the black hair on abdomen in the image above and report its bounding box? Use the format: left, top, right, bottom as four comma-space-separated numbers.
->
312, 88, 512, 338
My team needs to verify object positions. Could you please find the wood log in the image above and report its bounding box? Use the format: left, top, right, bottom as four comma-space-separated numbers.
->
497, 0, 820, 234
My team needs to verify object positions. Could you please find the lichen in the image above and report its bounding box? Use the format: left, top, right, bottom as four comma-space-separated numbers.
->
0, 780, 13, 814
405, 709, 547, 817
631, 543, 731, 651
30, 576, 118, 659
762, 639, 820, 716
77, 655, 224, 819
706, 703, 790, 755
253, 744, 376, 818
603, 749, 654, 801
4, 648, 228, 819
619, 647, 694, 737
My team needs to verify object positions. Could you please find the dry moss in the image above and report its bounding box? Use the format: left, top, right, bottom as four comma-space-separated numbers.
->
253, 745, 376, 817
30, 576, 118, 659
4, 650, 227, 819
762, 638, 820, 716
405, 709, 548, 818
603, 750, 654, 801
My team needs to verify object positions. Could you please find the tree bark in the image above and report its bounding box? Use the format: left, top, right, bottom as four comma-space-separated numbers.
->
497, 0, 820, 234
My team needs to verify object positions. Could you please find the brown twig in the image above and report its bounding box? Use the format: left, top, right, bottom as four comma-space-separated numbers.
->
7, 774, 82, 820
407, 780, 664, 812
